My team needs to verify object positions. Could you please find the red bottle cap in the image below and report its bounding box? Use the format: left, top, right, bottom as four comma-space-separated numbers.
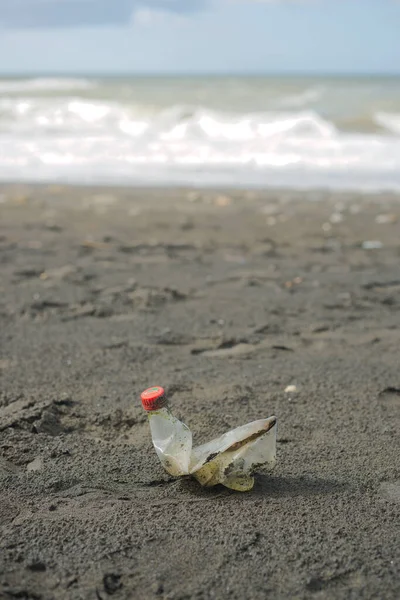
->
141, 386, 166, 411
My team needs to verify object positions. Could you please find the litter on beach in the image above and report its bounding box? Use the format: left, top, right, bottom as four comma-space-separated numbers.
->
141, 386, 277, 492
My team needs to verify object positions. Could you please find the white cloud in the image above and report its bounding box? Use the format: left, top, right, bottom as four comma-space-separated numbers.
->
1, 0, 396, 30
133, 7, 189, 26
0, 0, 206, 29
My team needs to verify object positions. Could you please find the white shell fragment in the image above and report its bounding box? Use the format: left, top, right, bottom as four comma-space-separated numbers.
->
284, 385, 297, 393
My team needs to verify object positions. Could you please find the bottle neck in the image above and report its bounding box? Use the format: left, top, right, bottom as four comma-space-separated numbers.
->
147, 405, 170, 417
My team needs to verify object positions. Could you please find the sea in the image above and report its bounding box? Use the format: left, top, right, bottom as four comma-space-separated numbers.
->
1, 74, 400, 191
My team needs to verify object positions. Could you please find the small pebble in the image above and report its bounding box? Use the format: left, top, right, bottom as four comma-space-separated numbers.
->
27, 457, 43, 472
214, 194, 232, 207
362, 240, 383, 250
284, 385, 297, 393
375, 214, 397, 224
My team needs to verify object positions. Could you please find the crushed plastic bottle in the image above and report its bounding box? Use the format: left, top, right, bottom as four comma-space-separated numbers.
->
141, 386, 277, 492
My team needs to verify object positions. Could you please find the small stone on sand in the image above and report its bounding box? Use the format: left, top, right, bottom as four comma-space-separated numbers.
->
214, 195, 232, 207
362, 240, 383, 250
27, 457, 43, 472
284, 385, 297, 393
375, 214, 397, 224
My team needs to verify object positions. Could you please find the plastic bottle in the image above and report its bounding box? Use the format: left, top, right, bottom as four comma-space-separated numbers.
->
140, 386, 192, 477
141, 386, 277, 492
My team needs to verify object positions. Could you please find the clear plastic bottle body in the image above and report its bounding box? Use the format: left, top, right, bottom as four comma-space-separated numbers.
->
190, 417, 277, 491
147, 407, 192, 476
142, 386, 277, 491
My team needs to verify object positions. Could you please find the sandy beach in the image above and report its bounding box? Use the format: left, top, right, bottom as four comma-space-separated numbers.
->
0, 184, 399, 599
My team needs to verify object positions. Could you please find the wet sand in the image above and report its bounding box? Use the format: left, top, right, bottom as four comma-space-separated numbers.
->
1, 184, 399, 599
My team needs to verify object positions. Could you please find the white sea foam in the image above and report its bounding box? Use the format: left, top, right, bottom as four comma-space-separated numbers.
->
375, 112, 400, 135
1, 76, 400, 190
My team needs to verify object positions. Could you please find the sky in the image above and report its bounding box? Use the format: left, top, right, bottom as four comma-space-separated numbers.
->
0, 0, 399, 75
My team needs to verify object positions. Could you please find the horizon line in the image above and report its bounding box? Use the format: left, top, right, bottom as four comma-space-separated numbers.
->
0, 70, 400, 78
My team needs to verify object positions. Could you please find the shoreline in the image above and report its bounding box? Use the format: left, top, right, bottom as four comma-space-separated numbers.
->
2, 181, 400, 197
2, 181, 400, 203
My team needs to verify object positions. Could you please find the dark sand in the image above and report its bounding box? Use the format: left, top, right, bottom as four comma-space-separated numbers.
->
0, 184, 399, 600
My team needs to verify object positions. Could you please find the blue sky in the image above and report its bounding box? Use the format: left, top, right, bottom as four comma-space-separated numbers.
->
0, 0, 399, 74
